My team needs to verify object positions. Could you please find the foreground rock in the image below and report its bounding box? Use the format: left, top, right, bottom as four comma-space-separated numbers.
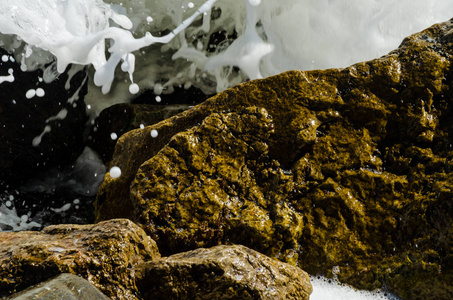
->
96, 19, 453, 299
0, 48, 88, 189
138, 244, 312, 300
0, 219, 160, 299
1, 224, 311, 299
7, 273, 109, 300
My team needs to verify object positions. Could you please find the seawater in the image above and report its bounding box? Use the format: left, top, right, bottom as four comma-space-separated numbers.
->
310, 276, 400, 300
0, 1, 449, 298
1, 0, 453, 111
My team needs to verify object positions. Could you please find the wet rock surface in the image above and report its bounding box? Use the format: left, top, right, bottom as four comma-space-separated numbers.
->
7, 273, 109, 300
132, 107, 287, 257
0, 219, 160, 299
0, 222, 311, 300
96, 19, 453, 299
137, 244, 312, 300
0, 48, 88, 189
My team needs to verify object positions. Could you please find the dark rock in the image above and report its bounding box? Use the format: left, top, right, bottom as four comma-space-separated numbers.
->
131, 86, 211, 106
0, 219, 160, 299
0, 147, 105, 231
137, 244, 312, 300
90, 103, 192, 163
95, 19, 453, 299
6, 273, 109, 300
0, 47, 88, 189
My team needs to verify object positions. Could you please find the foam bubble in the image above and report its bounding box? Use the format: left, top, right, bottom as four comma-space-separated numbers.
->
20, 215, 28, 223
35, 88, 45, 97
25, 89, 36, 99
129, 83, 139, 94
110, 132, 118, 140
151, 129, 158, 138
110, 166, 122, 179
155, 95, 161, 103
154, 83, 163, 95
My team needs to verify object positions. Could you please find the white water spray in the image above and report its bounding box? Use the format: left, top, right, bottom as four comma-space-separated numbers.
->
2, 0, 452, 111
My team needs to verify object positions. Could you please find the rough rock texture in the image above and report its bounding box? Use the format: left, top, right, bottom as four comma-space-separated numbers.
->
137, 244, 312, 300
96, 20, 453, 299
7, 273, 109, 300
0, 219, 160, 299
0, 48, 88, 189
133, 107, 288, 258
90, 103, 191, 163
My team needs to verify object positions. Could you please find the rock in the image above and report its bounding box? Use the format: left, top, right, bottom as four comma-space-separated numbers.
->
89, 103, 192, 163
137, 244, 312, 300
96, 19, 453, 299
0, 47, 88, 189
0, 219, 160, 299
6, 273, 109, 300
131, 107, 302, 259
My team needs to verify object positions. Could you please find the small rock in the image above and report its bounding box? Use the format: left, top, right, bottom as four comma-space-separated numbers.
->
6, 273, 109, 300
0, 219, 160, 299
137, 244, 312, 300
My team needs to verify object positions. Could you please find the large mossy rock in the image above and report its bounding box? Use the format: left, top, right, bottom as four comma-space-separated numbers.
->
96, 19, 453, 299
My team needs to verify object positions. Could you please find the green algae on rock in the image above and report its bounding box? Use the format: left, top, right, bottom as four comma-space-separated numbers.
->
96, 19, 453, 299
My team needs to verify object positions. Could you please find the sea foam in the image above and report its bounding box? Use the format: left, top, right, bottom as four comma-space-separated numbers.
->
1, 0, 452, 111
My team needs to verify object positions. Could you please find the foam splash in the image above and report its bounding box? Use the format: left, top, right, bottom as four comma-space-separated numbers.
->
310, 276, 400, 300
0, 0, 219, 95
2, 0, 452, 111
0, 68, 14, 84
0, 202, 41, 231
